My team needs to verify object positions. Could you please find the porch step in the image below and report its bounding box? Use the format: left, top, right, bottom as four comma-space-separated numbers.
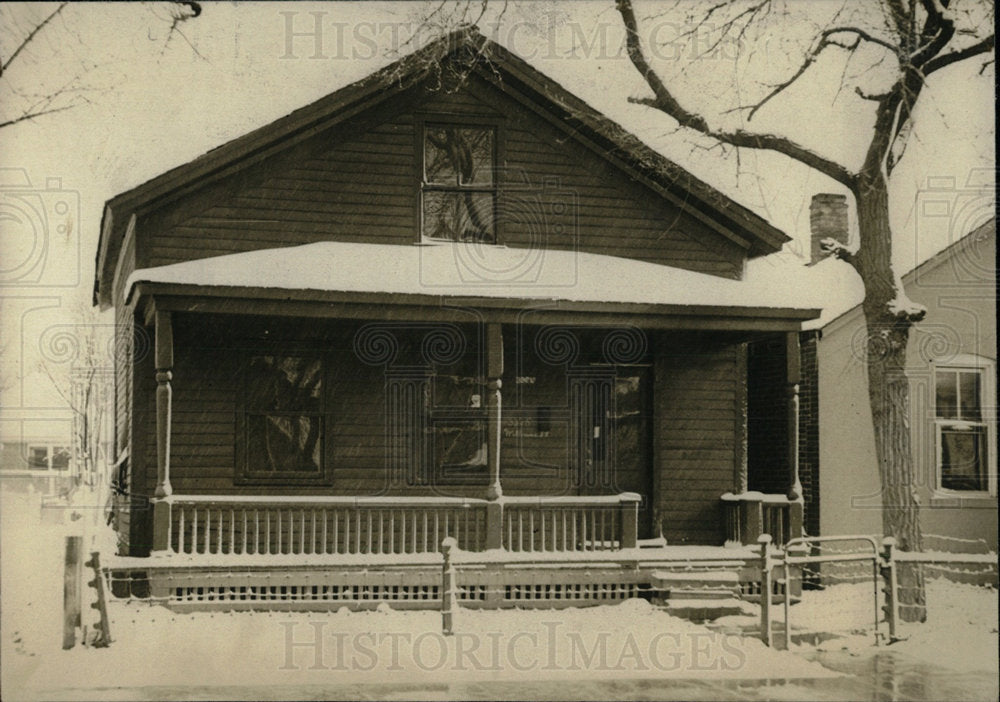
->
661, 597, 752, 621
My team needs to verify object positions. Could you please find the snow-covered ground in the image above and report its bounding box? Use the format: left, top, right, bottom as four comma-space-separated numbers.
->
2, 487, 997, 701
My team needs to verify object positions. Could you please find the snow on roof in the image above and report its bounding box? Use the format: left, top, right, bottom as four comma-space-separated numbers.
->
126, 240, 835, 317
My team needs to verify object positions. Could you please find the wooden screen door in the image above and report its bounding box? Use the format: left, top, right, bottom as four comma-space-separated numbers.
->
571, 366, 653, 537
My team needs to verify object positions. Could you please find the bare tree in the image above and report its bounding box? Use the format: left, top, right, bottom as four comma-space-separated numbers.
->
614, 0, 993, 622
0, 1, 202, 129
36, 306, 115, 496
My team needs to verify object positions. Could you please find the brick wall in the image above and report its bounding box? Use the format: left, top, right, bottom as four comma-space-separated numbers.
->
799, 331, 820, 538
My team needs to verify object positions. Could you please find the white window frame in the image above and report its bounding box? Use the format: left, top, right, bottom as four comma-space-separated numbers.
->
26, 444, 72, 473
931, 354, 997, 497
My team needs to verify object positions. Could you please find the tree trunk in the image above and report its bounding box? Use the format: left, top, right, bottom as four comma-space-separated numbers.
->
855, 174, 927, 623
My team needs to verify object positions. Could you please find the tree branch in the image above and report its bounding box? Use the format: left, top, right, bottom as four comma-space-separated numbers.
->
746, 26, 899, 121
615, 0, 857, 188
820, 237, 858, 268
924, 33, 995, 74
1, 2, 67, 77
0, 103, 80, 130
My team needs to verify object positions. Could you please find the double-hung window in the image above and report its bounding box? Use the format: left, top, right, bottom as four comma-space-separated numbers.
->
933, 362, 995, 494
26, 444, 71, 471
421, 124, 496, 243
239, 355, 326, 484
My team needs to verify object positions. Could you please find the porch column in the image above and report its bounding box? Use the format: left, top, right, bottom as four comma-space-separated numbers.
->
485, 323, 503, 548
785, 332, 804, 540
151, 310, 173, 554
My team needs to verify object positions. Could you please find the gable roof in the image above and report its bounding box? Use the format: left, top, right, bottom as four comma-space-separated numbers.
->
94, 27, 790, 308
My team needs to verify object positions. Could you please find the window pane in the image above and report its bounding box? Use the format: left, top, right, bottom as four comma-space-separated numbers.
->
940, 427, 987, 491
28, 446, 48, 470
434, 421, 486, 473
424, 126, 493, 186
458, 128, 493, 185
935, 371, 958, 419
247, 356, 321, 412
51, 447, 71, 471
248, 415, 322, 473
423, 191, 495, 242
959, 371, 982, 420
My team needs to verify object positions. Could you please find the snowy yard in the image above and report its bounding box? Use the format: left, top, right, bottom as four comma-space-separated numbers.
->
2, 487, 996, 701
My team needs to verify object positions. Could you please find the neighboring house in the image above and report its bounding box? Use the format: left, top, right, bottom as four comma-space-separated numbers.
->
0, 431, 74, 494
811, 204, 997, 551
94, 29, 826, 606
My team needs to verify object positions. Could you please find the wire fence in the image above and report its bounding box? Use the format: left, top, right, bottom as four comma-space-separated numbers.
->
771, 533, 997, 649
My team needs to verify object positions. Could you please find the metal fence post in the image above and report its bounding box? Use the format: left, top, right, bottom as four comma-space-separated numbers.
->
880, 536, 899, 643
782, 545, 792, 650
441, 537, 458, 636
758, 534, 773, 647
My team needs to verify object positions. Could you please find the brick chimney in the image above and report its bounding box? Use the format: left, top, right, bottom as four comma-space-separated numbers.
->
809, 193, 849, 264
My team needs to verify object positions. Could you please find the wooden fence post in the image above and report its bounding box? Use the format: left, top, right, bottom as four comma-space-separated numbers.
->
441, 537, 458, 636
63, 536, 83, 649
881, 536, 899, 643
758, 534, 773, 647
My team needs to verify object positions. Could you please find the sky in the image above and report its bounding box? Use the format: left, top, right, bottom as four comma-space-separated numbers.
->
0, 0, 994, 437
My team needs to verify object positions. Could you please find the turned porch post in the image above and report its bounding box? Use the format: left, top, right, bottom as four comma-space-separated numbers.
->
151, 310, 173, 553
484, 323, 503, 548
785, 332, 804, 539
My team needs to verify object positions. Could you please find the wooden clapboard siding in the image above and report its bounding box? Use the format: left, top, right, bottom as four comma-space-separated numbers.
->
131, 315, 668, 509
135, 73, 743, 278
653, 335, 740, 544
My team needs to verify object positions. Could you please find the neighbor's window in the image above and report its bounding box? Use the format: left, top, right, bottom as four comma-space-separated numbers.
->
935, 366, 989, 492
242, 355, 324, 481
27, 445, 71, 471
422, 124, 496, 243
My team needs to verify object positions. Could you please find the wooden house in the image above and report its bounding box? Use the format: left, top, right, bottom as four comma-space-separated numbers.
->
96, 29, 820, 609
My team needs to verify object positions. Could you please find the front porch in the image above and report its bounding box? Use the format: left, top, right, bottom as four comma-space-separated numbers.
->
112, 257, 816, 608
112, 491, 803, 615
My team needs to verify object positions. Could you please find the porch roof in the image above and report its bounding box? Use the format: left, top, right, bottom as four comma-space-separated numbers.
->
126, 241, 824, 323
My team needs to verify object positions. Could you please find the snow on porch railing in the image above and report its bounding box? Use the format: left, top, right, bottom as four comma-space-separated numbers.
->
501, 494, 641, 552
721, 492, 803, 547
160, 493, 642, 557
167, 496, 488, 556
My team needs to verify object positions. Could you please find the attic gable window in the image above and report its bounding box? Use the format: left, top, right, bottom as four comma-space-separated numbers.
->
421, 124, 496, 243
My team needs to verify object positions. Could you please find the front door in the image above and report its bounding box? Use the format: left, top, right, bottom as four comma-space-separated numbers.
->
571, 365, 654, 538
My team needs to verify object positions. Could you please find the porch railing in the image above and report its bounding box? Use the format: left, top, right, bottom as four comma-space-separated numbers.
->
169, 496, 488, 556
159, 493, 641, 557
721, 492, 803, 547
502, 495, 640, 552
